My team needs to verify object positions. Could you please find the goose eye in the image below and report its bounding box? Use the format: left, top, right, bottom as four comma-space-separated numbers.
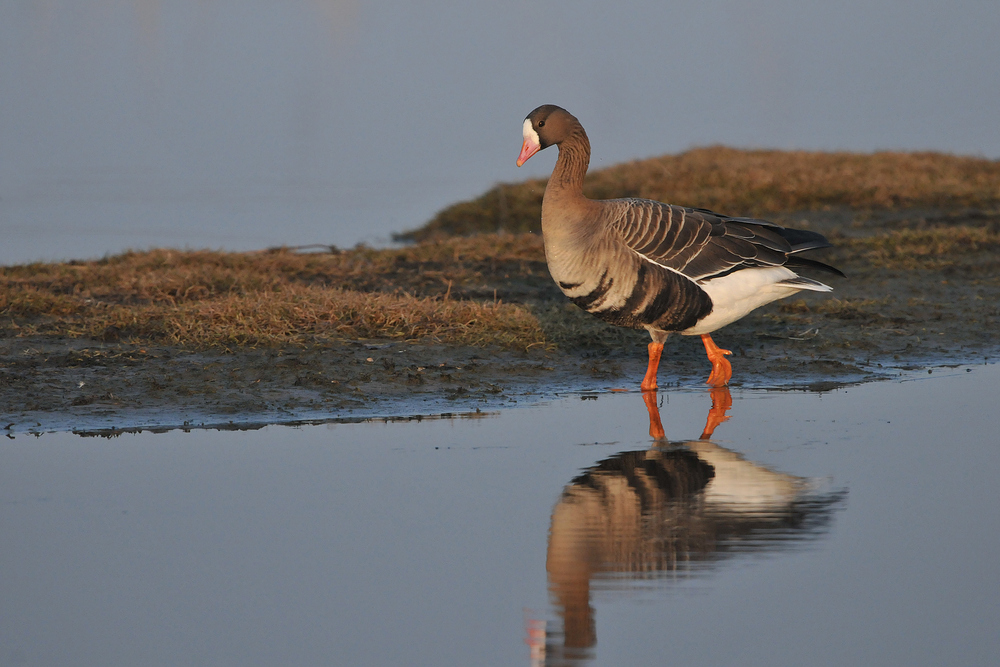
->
537, 120, 545, 127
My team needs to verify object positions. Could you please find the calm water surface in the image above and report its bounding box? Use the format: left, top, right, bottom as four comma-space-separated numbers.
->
2, 365, 999, 666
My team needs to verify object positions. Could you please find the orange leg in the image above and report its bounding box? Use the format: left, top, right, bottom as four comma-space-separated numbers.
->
640, 341, 663, 392
642, 390, 666, 440
700, 386, 733, 439
701, 334, 733, 387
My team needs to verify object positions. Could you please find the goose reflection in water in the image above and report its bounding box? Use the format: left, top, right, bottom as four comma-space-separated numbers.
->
531, 388, 845, 665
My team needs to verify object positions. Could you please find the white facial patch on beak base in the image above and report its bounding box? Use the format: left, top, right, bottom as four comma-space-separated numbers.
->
522, 118, 540, 147
516, 118, 542, 167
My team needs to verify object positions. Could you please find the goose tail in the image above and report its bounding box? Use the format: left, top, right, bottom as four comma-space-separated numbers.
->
777, 275, 834, 292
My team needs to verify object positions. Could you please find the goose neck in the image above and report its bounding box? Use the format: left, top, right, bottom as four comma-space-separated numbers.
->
548, 130, 590, 196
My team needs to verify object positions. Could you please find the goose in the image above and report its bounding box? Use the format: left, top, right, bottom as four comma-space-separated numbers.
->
516, 105, 844, 389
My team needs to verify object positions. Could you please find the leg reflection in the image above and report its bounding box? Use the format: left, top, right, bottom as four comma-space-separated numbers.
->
642, 386, 733, 443
642, 390, 666, 441
700, 386, 733, 440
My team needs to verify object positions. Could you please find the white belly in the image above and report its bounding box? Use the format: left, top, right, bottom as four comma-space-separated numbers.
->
681, 267, 818, 336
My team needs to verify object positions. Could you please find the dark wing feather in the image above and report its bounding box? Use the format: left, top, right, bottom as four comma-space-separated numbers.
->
609, 200, 842, 282
785, 255, 847, 278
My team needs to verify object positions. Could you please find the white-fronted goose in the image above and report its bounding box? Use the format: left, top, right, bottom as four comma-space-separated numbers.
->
516, 105, 844, 390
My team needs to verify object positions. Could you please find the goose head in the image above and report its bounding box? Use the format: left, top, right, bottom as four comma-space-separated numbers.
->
516, 105, 580, 166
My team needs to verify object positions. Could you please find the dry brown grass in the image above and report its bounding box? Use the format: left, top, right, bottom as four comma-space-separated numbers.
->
5, 203, 997, 352
1, 245, 548, 349
833, 226, 1000, 269
0, 236, 546, 303
400, 147, 1000, 240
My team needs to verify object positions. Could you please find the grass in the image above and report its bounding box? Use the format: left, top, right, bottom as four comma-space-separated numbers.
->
5, 149, 1000, 352
5, 215, 999, 351
6, 216, 996, 352
398, 147, 1000, 240
831, 226, 1000, 270
1, 246, 548, 349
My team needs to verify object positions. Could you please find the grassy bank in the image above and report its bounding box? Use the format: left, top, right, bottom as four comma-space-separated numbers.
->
397, 147, 1000, 241
5, 149, 1000, 432
0, 243, 549, 349
4, 149, 1000, 353
3, 210, 1000, 352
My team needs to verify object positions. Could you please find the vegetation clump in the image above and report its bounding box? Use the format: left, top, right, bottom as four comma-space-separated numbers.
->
834, 225, 1000, 270
398, 147, 1000, 241
4, 150, 1000, 358
4, 211, 999, 355
0, 245, 548, 350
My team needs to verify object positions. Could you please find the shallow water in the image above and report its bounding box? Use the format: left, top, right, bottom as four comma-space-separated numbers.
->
2, 365, 999, 666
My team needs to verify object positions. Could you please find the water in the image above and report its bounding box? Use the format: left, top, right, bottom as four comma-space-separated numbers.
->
3, 1, 1000, 265
2, 365, 998, 666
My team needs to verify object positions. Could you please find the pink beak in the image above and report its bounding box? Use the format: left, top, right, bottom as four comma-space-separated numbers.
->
516, 137, 541, 167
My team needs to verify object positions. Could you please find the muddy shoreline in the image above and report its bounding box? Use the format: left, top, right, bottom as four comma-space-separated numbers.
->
3, 207, 999, 436
2, 325, 992, 437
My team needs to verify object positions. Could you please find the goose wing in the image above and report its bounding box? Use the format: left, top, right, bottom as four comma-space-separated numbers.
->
608, 199, 838, 282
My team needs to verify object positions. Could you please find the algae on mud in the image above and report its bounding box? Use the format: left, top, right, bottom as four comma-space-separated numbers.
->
3, 150, 1000, 433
